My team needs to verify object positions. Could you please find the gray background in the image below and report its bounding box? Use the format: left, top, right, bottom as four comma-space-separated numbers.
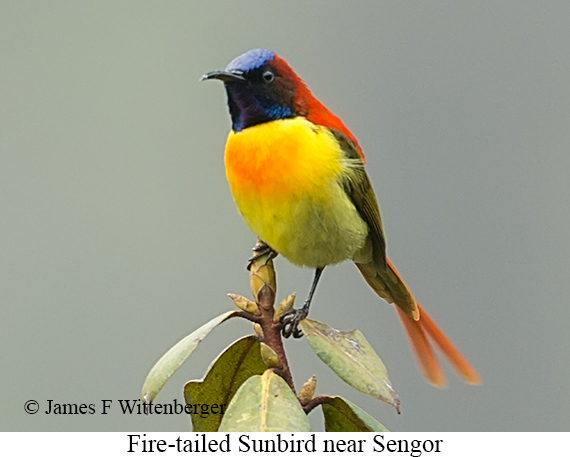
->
2, 1, 569, 432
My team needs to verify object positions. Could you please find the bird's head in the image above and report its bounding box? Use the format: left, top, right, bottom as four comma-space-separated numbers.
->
203, 49, 363, 158
202, 49, 311, 132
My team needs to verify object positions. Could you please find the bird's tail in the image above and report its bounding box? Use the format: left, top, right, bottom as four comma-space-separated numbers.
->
356, 259, 481, 387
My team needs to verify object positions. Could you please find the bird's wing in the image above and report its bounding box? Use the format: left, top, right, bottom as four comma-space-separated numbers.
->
331, 129, 421, 319
331, 129, 386, 271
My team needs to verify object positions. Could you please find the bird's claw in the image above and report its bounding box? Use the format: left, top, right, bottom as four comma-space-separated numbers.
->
280, 307, 308, 339
246, 243, 278, 271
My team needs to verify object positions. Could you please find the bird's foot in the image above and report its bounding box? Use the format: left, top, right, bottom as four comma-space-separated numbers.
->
246, 242, 278, 271
280, 306, 309, 339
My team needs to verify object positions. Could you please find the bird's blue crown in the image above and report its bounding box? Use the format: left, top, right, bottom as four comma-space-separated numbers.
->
226, 49, 275, 73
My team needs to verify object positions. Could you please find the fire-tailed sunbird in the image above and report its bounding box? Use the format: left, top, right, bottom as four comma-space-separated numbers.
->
202, 49, 480, 387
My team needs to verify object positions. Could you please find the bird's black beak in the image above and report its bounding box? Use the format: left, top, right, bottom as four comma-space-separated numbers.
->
200, 70, 246, 83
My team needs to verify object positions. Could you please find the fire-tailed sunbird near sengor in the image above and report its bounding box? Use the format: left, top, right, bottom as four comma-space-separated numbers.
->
202, 48, 480, 387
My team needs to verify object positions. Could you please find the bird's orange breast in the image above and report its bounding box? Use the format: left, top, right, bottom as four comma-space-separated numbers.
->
225, 117, 343, 200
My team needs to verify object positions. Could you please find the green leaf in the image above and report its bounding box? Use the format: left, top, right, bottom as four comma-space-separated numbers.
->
299, 319, 400, 412
142, 310, 240, 403
183, 336, 267, 432
322, 396, 389, 432
218, 370, 311, 432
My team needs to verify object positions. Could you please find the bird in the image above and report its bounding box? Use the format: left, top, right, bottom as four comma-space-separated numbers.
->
202, 48, 480, 387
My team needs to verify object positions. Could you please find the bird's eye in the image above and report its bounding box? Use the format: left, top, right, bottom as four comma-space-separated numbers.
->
262, 70, 275, 83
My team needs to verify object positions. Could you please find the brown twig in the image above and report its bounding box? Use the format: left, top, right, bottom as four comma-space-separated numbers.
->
246, 238, 295, 391
301, 395, 331, 414
229, 310, 262, 324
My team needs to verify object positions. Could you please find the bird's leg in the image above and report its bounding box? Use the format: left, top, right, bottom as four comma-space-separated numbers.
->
247, 240, 278, 271
281, 267, 325, 338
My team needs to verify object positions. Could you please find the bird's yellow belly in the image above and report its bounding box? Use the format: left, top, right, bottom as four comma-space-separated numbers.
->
224, 117, 369, 267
